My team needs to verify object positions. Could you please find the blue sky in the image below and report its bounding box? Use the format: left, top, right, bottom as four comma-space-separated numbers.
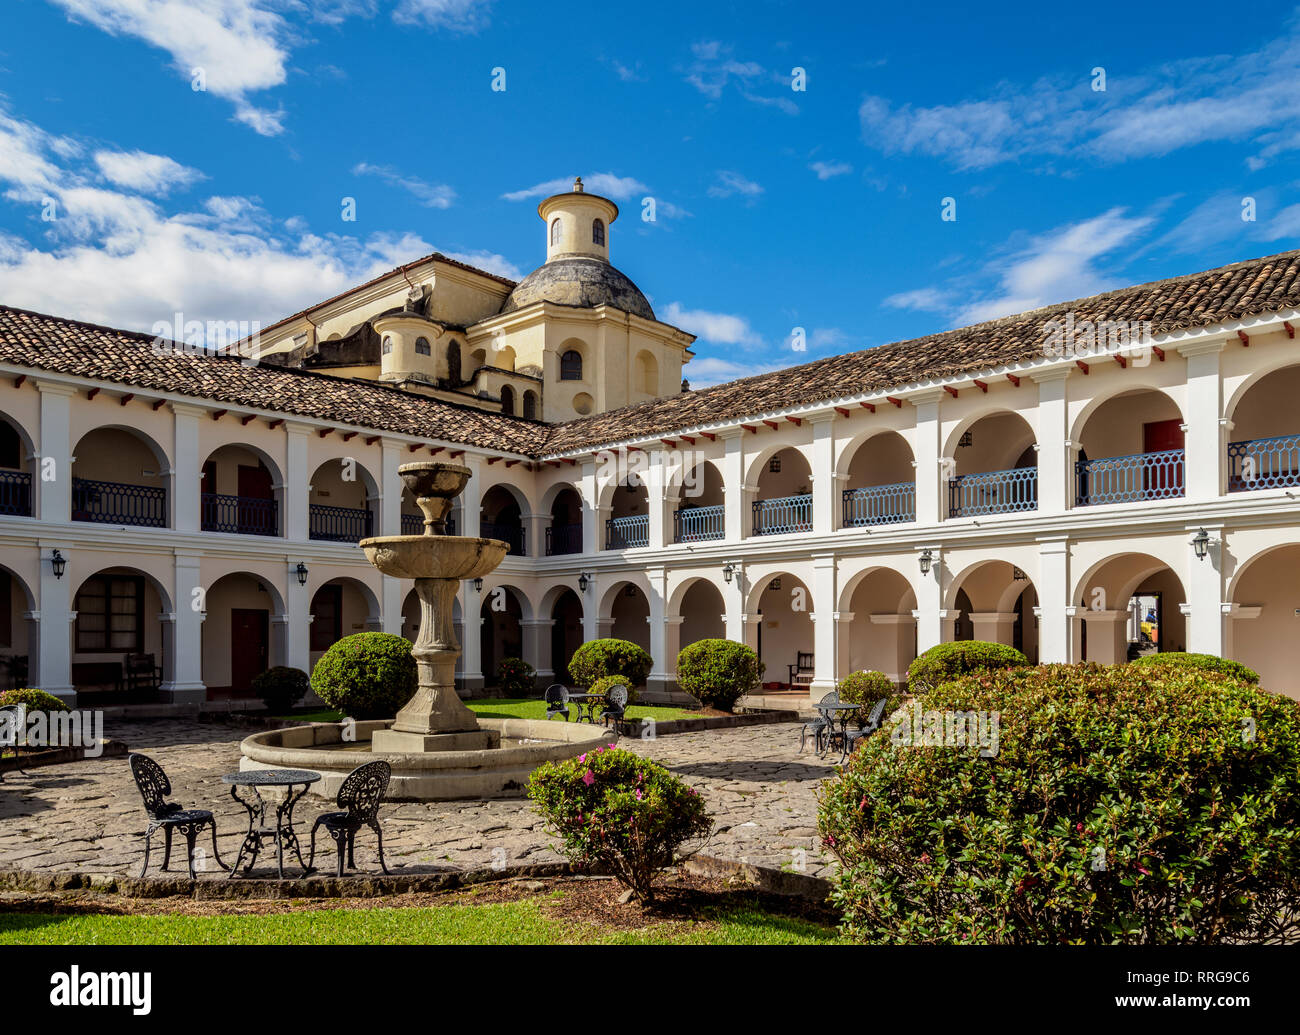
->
0, 0, 1298, 386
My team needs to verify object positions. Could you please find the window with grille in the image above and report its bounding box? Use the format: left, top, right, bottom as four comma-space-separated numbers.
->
560, 350, 582, 380
592, 218, 605, 245
75, 575, 144, 652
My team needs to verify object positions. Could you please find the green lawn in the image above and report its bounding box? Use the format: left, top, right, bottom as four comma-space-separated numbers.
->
0, 899, 843, 946
274, 698, 697, 724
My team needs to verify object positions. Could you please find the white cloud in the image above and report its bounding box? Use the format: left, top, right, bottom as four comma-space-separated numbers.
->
707, 170, 763, 200
93, 149, 204, 194
882, 287, 950, 313
809, 160, 852, 180
502, 173, 651, 202
392, 0, 493, 32
353, 162, 455, 209
684, 355, 784, 388
684, 40, 797, 114
663, 302, 761, 346
439, 248, 522, 280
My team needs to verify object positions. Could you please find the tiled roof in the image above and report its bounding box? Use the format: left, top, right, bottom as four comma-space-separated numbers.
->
0, 306, 549, 455
541, 249, 1300, 454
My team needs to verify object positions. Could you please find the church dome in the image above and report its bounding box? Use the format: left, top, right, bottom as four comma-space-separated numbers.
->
500, 256, 655, 321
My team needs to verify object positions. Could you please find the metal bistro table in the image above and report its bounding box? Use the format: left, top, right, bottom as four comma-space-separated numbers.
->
567, 692, 603, 724
222, 768, 321, 879
818, 702, 865, 760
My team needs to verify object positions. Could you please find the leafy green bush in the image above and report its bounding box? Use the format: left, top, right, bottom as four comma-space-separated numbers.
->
567, 638, 653, 689
590, 674, 635, 705
309, 633, 418, 719
1130, 651, 1259, 684
0, 688, 70, 713
528, 746, 712, 902
835, 670, 901, 725
906, 640, 1027, 693
675, 639, 763, 712
496, 656, 535, 695
818, 662, 1300, 944
251, 666, 309, 713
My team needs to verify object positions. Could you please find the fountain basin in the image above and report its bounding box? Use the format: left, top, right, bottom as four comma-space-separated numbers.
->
359, 535, 507, 580
239, 719, 615, 800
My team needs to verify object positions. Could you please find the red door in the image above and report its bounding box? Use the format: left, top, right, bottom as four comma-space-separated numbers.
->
230, 608, 269, 696
1143, 419, 1185, 498
236, 464, 274, 534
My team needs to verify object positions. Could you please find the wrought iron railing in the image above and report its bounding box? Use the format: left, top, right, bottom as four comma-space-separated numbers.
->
201, 493, 278, 536
1227, 434, 1300, 492
309, 503, 373, 543
0, 470, 32, 517
546, 522, 583, 555
674, 505, 724, 542
482, 520, 525, 555
752, 493, 813, 536
948, 467, 1037, 517
1075, 449, 1184, 506
71, 477, 167, 527
401, 513, 423, 535
606, 514, 649, 549
842, 481, 915, 527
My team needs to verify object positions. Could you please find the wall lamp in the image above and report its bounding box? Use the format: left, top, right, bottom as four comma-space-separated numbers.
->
918, 549, 933, 576
295, 562, 309, 586
473, 577, 484, 592
578, 572, 592, 592
1191, 528, 1212, 561
722, 562, 736, 584
50, 549, 66, 580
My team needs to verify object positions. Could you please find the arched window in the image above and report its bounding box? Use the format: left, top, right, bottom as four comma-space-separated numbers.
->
414, 336, 431, 356
447, 340, 462, 382
501, 386, 515, 416
592, 218, 605, 246
550, 218, 562, 246
381, 335, 393, 355
523, 391, 537, 419
560, 350, 583, 381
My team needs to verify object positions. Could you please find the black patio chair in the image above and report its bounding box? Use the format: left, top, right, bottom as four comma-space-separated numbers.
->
128, 752, 228, 880
800, 691, 839, 754
307, 760, 391, 877
599, 683, 629, 735
544, 683, 570, 721
831, 697, 890, 765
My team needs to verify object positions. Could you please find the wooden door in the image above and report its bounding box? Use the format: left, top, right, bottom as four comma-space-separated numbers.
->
1143, 419, 1185, 497
230, 608, 269, 695
237, 463, 274, 534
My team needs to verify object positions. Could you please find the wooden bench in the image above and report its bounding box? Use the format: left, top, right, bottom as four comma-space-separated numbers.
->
71, 661, 123, 693
787, 651, 814, 690
123, 653, 163, 695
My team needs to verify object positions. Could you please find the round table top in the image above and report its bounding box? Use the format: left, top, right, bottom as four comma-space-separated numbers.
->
223, 769, 321, 787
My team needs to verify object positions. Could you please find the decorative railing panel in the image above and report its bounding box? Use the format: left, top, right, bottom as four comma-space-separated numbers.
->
605, 514, 649, 550
842, 482, 915, 527
201, 493, 278, 536
674, 505, 724, 542
309, 503, 373, 543
0, 470, 32, 517
752, 494, 813, 536
482, 520, 525, 555
1075, 449, 1184, 506
1227, 434, 1300, 492
546, 522, 583, 555
948, 467, 1037, 518
72, 477, 167, 528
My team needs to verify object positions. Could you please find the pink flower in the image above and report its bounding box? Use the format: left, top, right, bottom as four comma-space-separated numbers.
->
635, 789, 643, 800
920, 853, 932, 865
581, 769, 595, 786
578, 754, 586, 763
1075, 823, 1084, 833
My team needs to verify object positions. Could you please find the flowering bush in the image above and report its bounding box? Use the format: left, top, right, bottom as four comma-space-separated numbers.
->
818, 662, 1300, 944
496, 656, 535, 695
309, 633, 417, 719
906, 640, 1027, 693
528, 746, 712, 902
1129, 651, 1259, 684
0, 688, 70, 714
567, 638, 652, 689
675, 639, 763, 712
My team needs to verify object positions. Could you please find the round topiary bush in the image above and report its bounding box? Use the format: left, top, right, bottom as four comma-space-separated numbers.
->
675, 639, 763, 712
251, 666, 309, 714
835, 670, 901, 724
907, 640, 1028, 693
309, 632, 418, 719
0, 688, 70, 713
496, 656, 535, 695
590, 673, 634, 705
528, 745, 712, 902
567, 638, 652, 690
819, 662, 1300, 944
1130, 651, 1259, 684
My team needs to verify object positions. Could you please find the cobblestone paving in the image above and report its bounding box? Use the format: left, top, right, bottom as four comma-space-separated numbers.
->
0, 719, 838, 881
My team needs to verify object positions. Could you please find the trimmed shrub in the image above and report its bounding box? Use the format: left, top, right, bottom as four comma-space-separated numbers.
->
309, 632, 418, 720
907, 640, 1028, 693
836, 670, 901, 725
590, 674, 633, 704
675, 639, 763, 712
251, 666, 309, 714
818, 662, 1300, 944
0, 688, 70, 714
567, 638, 653, 689
496, 656, 535, 695
1130, 651, 1259, 684
528, 746, 712, 902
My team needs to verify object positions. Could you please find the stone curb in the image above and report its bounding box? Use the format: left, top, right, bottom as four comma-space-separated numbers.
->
0, 739, 128, 776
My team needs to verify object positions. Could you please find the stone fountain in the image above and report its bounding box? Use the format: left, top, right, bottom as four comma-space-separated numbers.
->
238, 461, 610, 800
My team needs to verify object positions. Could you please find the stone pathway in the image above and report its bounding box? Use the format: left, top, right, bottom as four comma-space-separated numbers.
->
0, 719, 838, 881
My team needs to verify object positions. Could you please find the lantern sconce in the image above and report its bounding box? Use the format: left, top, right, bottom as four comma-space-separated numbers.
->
473, 577, 484, 592
295, 562, 309, 586
578, 572, 591, 593
51, 549, 67, 580
1191, 527, 1212, 561
919, 548, 933, 576
1012, 566, 1027, 582
722, 562, 736, 584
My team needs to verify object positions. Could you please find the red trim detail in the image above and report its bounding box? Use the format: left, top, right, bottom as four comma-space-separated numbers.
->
1006, 373, 1021, 387
119, 393, 134, 406
860, 402, 875, 413
973, 379, 988, 393
1076, 360, 1090, 374
943, 385, 959, 398
1151, 346, 1165, 361
1238, 329, 1250, 347
886, 396, 903, 408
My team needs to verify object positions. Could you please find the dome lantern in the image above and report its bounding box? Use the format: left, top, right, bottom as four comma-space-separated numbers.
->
537, 177, 619, 265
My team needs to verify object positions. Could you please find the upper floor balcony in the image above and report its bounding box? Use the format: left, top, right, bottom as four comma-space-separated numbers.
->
545, 522, 582, 555
843, 482, 915, 526
675, 504, 724, 542
1228, 433, 1300, 491
606, 513, 649, 550
1076, 449, 1185, 506
752, 493, 812, 535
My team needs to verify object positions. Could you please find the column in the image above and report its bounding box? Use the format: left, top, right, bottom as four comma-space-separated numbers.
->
644, 566, 673, 695
868, 614, 917, 684
833, 611, 855, 683
810, 413, 836, 535
171, 403, 203, 532
580, 457, 600, 555
968, 612, 1019, 645
912, 546, 945, 651
521, 618, 553, 687
720, 428, 746, 542
1032, 369, 1071, 515
581, 573, 600, 642
284, 422, 311, 541
1179, 341, 1226, 501
1037, 538, 1071, 663
460, 583, 484, 691
36, 381, 74, 523
910, 391, 944, 525
380, 439, 404, 537
523, 511, 548, 558
461, 453, 482, 538
284, 561, 312, 674
381, 574, 405, 636
164, 552, 205, 705
810, 553, 837, 697
1186, 523, 1226, 656
35, 545, 74, 701
722, 562, 746, 642
1080, 610, 1130, 664
646, 451, 669, 550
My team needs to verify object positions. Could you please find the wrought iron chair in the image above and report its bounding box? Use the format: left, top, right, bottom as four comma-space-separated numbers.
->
307, 760, 391, 877
544, 683, 570, 721
128, 752, 228, 879
599, 683, 629, 735
830, 697, 890, 765
800, 691, 838, 753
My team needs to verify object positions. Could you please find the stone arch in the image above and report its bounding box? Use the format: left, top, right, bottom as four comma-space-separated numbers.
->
1226, 542, 1300, 698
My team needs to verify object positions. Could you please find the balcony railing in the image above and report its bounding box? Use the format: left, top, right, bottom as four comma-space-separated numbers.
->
72, 477, 167, 528
674, 505, 724, 542
1076, 449, 1184, 506
752, 494, 813, 536
949, 467, 1037, 518
606, 514, 649, 550
309, 504, 373, 543
201, 493, 278, 536
482, 520, 525, 555
842, 481, 915, 527
1228, 434, 1300, 492
0, 470, 32, 517
546, 522, 583, 555
401, 513, 456, 535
